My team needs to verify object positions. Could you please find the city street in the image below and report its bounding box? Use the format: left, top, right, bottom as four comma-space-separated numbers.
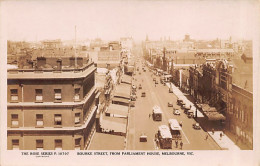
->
126, 47, 221, 150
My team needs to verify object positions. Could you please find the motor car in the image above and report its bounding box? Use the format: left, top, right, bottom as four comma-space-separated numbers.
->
192, 123, 201, 130
139, 84, 142, 89
141, 92, 146, 97
129, 101, 135, 107
169, 87, 173, 93
131, 95, 137, 101
132, 85, 137, 90
188, 113, 193, 118
153, 78, 156, 81
177, 99, 183, 105
140, 133, 147, 142
168, 101, 173, 107
132, 90, 136, 95
174, 109, 181, 115
155, 80, 158, 84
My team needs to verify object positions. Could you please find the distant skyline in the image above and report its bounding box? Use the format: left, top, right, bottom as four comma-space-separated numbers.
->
1, 1, 259, 42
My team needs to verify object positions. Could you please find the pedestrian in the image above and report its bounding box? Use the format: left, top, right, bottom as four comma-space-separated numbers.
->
149, 114, 151, 118
205, 134, 208, 140
220, 132, 223, 140
212, 128, 215, 135
175, 140, 178, 148
180, 141, 183, 150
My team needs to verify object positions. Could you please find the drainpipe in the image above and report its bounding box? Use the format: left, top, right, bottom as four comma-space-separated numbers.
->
21, 84, 24, 102
21, 84, 24, 149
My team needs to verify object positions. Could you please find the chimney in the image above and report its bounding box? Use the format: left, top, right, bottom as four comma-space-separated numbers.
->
28, 60, 33, 68
77, 57, 83, 67
69, 57, 75, 67
37, 57, 46, 68
57, 59, 62, 70
106, 63, 110, 70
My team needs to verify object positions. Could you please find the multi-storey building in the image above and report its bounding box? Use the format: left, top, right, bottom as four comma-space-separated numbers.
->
7, 57, 98, 150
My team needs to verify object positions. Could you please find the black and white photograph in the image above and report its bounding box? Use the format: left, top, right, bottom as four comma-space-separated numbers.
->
0, 0, 259, 165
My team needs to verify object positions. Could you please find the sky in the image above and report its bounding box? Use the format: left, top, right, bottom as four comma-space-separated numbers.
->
1, 0, 259, 41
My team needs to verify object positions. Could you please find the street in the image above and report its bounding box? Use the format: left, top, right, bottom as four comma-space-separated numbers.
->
126, 46, 221, 150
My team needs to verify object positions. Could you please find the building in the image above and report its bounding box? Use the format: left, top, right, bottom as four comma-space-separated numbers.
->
41, 39, 62, 49
227, 84, 253, 149
226, 58, 253, 149
7, 57, 99, 150
188, 65, 203, 102
97, 50, 121, 69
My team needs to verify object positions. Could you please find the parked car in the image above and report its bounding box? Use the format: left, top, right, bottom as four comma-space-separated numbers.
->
192, 123, 201, 130
168, 101, 173, 107
153, 78, 156, 81
131, 95, 137, 101
174, 109, 181, 115
169, 87, 173, 93
141, 92, 146, 97
140, 133, 147, 142
155, 80, 158, 84
129, 101, 135, 107
188, 113, 193, 118
139, 84, 142, 89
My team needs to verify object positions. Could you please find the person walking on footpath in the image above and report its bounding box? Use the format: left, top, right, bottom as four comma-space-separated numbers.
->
212, 128, 215, 135
149, 113, 151, 119
205, 134, 208, 140
220, 132, 223, 140
180, 141, 183, 150
175, 140, 178, 148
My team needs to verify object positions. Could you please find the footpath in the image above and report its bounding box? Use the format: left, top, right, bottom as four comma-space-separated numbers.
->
207, 131, 240, 150
166, 82, 240, 150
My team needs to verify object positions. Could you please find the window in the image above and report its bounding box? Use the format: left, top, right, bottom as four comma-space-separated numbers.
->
74, 88, 80, 101
75, 113, 80, 124
35, 89, 43, 102
55, 139, 62, 150
36, 140, 43, 150
10, 89, 18, 101
75, 138, 81, 150
54, 89, 62, 102
54, 114, 62, 126
12, 139, 19, 150
36, 114, 43, 127
11, 114, 19, 127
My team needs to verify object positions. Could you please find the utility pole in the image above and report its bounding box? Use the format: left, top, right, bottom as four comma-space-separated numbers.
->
75, 26, 77, 68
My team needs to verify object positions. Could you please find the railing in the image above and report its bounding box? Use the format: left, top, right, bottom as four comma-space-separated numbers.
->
7, 62, 95, 75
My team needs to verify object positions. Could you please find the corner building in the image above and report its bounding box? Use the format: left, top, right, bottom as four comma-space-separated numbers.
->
7, 57, 98, 150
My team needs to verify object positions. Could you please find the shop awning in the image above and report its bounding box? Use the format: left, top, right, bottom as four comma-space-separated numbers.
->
206, 112, 226, 121
112, 97, 130, 104
199, 104, 226, 121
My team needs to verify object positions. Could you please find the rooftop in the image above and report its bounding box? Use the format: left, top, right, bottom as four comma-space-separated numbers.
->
231, 59, 253, 92
7, 62, 95, 80
114, 84, 131, 98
